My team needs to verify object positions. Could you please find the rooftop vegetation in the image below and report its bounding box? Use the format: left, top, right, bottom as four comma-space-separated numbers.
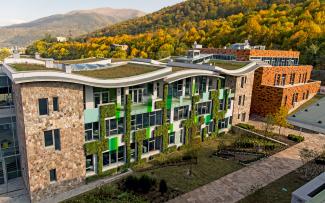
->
10, 64, 61, 72
209, 60, 249, 70
74, 64, 160, 79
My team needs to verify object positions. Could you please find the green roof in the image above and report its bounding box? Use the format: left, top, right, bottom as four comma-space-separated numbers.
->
55, 58, 107, 64
74, 63, 161, 79
10, 64, 62, 72
209, 60, 249, 70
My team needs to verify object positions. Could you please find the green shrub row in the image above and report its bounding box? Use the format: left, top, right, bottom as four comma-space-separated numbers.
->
288, 134, 304, 142
236, 123, 255, 130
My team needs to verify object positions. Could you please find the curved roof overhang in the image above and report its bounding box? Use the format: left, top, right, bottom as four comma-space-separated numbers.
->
164, 69, 223, 83
3, 64, 173, 88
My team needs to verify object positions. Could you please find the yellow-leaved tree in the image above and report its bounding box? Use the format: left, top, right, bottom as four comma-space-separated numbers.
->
274, 106, 289, 136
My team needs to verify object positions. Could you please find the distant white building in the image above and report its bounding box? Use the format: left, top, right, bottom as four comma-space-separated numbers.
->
193, 41, 202, 49
230, 40, 265, 50
56, 37, 67, 42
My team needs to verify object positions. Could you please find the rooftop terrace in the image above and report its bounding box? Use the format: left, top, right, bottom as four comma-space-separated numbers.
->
74, 63, 162, 79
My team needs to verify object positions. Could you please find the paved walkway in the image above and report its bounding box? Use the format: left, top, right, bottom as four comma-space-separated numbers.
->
169, 122, 325, 203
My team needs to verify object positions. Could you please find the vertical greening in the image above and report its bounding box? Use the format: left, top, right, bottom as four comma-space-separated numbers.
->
124, 95, 131, 164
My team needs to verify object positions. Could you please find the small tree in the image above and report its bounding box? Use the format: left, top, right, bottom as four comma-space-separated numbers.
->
0, 48, 11, 62
274, 106, 289, 136
159, 179, 168, 194
264, 114, 275, 136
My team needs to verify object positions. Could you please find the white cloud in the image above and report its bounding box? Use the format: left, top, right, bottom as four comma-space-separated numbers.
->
0, 19, 27, 27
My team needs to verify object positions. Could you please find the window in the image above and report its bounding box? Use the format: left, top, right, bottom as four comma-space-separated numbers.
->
86, 155, 95, 173
38, 98, 48, 115
94, 91, 110, 108
85, 122, 99, 141
174, 105, 189, 121
171, 80, 183, 98
103, 146, 125, 167
241, 113, 246, 122
281, 74, 287, 86
306, 90, 310, 99
238, 96, 242, 106
143, 137, 161, 153
53, 97, 59, 111
169, 133, 175, 144
44, 129, 61, 150
131, 111, 162, 131
208, 122, 215, 133
284, 96, 288, 105
0, 76, 13, 109
292, 93, 299, 105
130, 88, 144, 104
49, 169, 56, 182
196, 102, 211, 115
218, 118, 229, 129
227, 98, 232, 109
299, 74, 302, 83
44, 130, 53, 147
242, 95, 245, 106
289, 73, 295, 85
240, 76, 246, 88
106, 118, 124, 136
185, 78, 191, 96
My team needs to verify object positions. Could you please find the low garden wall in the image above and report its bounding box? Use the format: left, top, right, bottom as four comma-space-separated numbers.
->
232, 126, 288, 146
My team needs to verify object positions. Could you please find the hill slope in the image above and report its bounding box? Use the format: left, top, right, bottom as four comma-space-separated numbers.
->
0, 7, 145, 47
27, 0, 325, 69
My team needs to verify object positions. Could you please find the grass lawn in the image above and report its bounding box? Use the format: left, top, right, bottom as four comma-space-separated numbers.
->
238, 162, 324, 203
289, 94, 324, 116
56, 58, 106, 64
64, 133, 286, 203
136, 137, 243, 193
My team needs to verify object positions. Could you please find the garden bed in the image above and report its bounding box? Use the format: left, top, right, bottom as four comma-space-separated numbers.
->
215, 149, 266, 165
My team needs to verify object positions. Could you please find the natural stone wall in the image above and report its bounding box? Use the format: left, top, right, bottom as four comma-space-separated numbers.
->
225, 71, 255, 125
251, 66, 321, 116
14, 82, 86, 202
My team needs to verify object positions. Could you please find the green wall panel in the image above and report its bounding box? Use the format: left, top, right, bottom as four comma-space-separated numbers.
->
84, 108, 99, 123
109, 137, 118, 151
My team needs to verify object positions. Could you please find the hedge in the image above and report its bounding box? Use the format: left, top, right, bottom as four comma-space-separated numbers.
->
288, 134, 304, 142
236, 123, 255, 130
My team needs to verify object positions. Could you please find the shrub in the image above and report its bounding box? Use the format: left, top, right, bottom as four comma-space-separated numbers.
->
264, 142, 276, 150
236, 123, 255, 130
124, 174, 156, 193
159, 179, 168, 194
288, 134, 304, 142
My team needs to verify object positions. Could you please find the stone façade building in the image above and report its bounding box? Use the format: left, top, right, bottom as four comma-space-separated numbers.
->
0, 43, 321, 202
2, 56, 256, 202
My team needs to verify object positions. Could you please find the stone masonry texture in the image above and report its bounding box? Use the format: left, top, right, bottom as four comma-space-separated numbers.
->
13, 82, 86, 202
251, 66, 321, 116
225, 71, 255, 125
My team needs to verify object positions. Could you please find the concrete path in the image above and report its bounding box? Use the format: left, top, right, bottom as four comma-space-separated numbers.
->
169, 123, 325, 203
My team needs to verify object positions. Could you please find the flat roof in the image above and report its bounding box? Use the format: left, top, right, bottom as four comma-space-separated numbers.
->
73, 63, 162, 79
209, 60, 250, 70
288, 96, 325, 134
10, 64, 62, 72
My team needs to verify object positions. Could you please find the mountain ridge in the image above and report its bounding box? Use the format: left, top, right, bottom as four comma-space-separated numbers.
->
0, 7, 145, 47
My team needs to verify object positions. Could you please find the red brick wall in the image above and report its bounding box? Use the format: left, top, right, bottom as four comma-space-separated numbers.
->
199, 48, 299, 61
259, 66, 313, 86
249, 49, 300, 58
251, 66, 321, 116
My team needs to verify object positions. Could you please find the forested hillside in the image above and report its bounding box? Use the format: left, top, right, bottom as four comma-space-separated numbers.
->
26, 0, 325, 69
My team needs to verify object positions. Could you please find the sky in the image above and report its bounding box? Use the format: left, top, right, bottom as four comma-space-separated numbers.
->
0, 0, 184, 26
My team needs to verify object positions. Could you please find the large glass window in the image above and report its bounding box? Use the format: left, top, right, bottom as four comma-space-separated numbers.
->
0, 76, 13, 109
197, 101, 211, 115
218, 118, 229, 129
38, 98, 48, 116
86, 155, 95, 173
102, 146, 125, 167
106, 118, 124, 136
131, 111, 162, 130
93, 88, 114, 108
130, 88, 144, 104
174, 105, 189, 121
143, 137, 161, 153
85, 122, 99, 141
